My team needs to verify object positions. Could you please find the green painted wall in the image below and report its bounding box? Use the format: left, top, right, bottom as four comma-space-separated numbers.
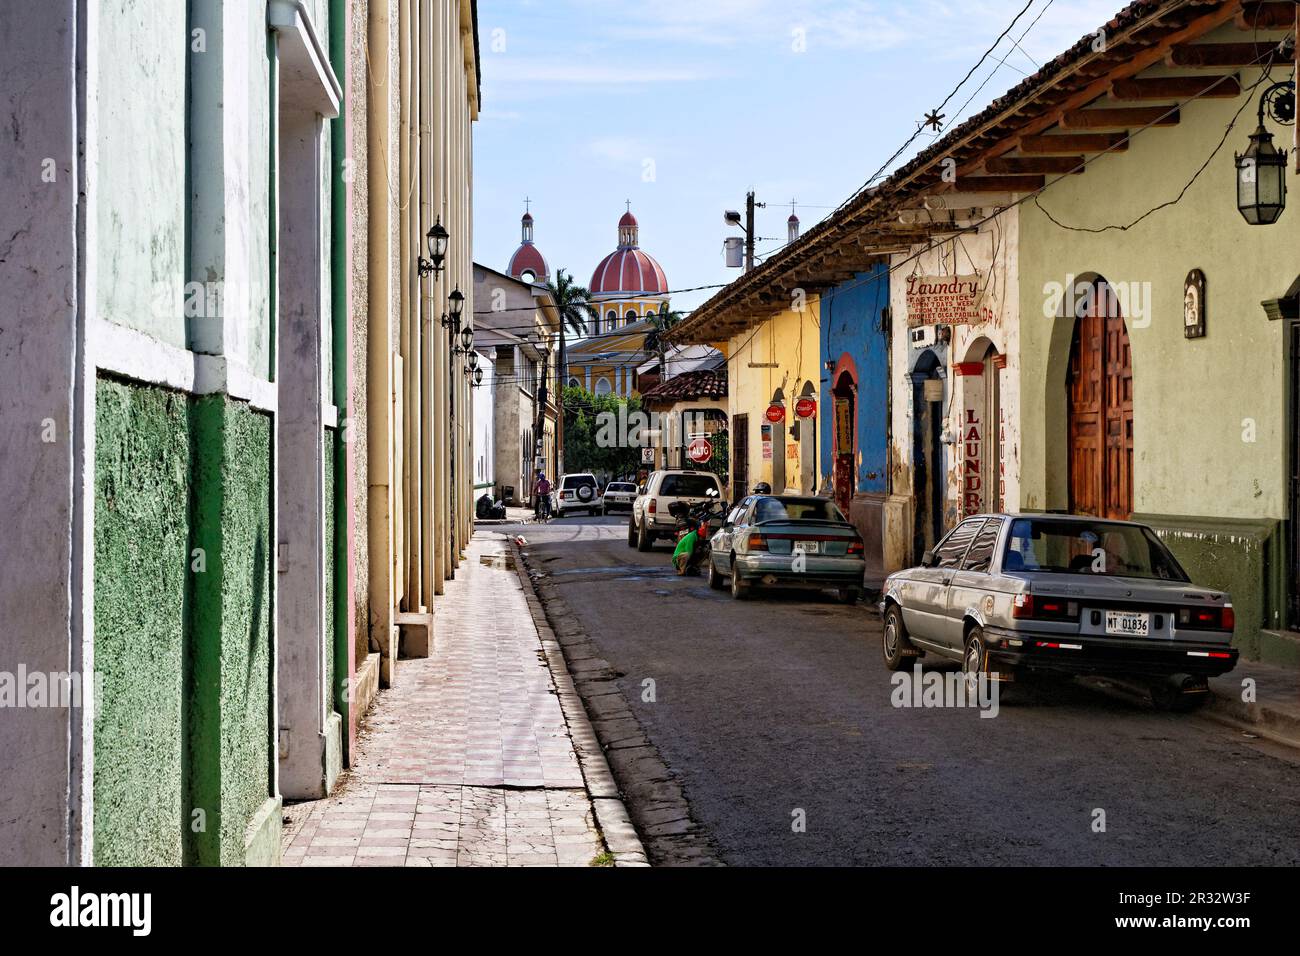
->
93, 376, 189, 866
1017, 57, 1294, 521
325, 428, 337, 712
188, 395, 274, 866
1016, 51, 1298, 646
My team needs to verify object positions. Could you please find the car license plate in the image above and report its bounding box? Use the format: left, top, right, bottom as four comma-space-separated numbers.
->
796, 541, 820, 554
1105, 610, 1149, 636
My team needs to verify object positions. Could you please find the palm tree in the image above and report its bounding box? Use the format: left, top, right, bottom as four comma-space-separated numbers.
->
544, 269, 597, 474
643, 302, 683, 378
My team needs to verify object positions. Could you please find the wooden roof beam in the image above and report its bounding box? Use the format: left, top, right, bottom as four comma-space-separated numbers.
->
1061, 106, 1179, 129
1235, 3, 1297, 30
952, 175, 1045, 192
1019, 131, 1129, 154
984, 155, 1086, 174
1110, 74, 1240, 100
1168, 41, 1283, 67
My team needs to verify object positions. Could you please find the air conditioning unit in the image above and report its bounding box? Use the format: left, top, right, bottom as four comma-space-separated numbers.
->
910, 326, 936, 349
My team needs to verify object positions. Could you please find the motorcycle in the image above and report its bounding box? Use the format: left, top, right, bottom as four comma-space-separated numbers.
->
475, 491, 507, 520
668, 496, 729, 576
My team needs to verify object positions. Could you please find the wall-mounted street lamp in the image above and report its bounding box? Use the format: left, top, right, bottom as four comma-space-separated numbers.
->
459, 325, 474, 353
472, 366, 484, 387
418, 216, 450, 278
1235, 80, 1294, 226
467, 350, 479, 371
441, 286, 465, 333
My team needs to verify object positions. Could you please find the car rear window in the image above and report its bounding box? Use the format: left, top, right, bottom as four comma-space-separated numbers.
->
562, 475, 597, 489
1003, 518, 1188, 581
752, 497, 846, 523
607, 483, 635, 492
658, 474, 720, 497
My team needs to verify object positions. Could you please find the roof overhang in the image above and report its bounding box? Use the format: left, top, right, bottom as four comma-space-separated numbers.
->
268, 0, 341, 117
670, 0, 1288, 346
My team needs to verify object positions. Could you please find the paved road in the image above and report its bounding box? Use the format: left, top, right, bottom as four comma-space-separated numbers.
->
508, 513, 1300, 866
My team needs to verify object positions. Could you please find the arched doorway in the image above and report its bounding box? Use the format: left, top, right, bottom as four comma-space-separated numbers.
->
832, 368, 857, 512
956, 339, 1003, 517
1067, 277, 1133, 519
910, 351, 944, 561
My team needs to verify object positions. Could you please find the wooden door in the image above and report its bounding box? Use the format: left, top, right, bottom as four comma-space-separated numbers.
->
1068, 281, 1133, 519
732, 413, 749, 504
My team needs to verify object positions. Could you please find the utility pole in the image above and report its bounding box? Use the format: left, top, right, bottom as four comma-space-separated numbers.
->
745, 190, 760, 272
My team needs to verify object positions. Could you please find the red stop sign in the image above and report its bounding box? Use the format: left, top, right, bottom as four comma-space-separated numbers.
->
687, 436, 713, 464
795, 397, 817, 418
765, 403, 785, 423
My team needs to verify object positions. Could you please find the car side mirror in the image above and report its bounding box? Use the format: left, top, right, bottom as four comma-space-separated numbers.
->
921, 550, 937, 568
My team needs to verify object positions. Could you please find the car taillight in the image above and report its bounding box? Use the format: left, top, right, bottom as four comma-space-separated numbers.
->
1012, 594, 1079, 620
847, 537, 864, 555
648, 499, 656, 514
747, 533, 767, 551
1178, 605, 1233, 631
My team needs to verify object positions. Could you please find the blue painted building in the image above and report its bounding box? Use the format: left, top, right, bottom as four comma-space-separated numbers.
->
818, 263, 891, 578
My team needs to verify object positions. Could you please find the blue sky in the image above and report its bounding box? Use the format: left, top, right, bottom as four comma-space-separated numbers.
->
473, 0, 1121, 314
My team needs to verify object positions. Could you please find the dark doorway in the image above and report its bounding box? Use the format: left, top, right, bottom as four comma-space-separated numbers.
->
911, 351, 944, 562
832, 369, 856, 513
1067, 278, 1134, 519
732, 413, 749, 504
1287, 298, 1300, 626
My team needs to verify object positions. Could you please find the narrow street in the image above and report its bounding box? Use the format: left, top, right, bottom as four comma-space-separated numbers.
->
513, 514, 1300, 867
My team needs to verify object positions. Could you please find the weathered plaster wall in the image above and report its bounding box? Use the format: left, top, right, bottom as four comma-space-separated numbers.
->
92, 377, 189, 866
0, 0, 79, 866
819, 266, 890, 492
95, 0, 187, 349
889, 207, 1021, 529
726, 297, 823, 496
1017, 58, 1290, 521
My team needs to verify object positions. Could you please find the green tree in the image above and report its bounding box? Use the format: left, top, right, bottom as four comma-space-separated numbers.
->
561, 386, 646, 480
545, 269, 598, 473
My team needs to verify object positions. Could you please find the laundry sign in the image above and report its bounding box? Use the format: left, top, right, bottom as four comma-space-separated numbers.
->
905, 273, 983, 327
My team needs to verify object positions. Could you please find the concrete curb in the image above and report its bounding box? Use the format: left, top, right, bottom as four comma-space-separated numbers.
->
1203, 685, 1300, 750
509, 540, 650, 867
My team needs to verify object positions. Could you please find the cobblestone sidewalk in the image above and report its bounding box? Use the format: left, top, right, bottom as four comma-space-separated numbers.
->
281, 533, 610, 867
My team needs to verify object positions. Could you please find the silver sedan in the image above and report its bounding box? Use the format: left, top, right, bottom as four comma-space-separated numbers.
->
707, 495, 867, 603
878, 513, 1238, 710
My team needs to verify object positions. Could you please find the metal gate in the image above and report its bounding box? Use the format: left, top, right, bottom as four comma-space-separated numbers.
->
732, 413, 748, 504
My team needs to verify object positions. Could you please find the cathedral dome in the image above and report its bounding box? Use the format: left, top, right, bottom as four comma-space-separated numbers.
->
507, 208, 549, 283
589, 207, 667, 297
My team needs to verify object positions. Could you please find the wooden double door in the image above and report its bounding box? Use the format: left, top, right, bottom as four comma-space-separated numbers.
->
1067, 281, 1134, 520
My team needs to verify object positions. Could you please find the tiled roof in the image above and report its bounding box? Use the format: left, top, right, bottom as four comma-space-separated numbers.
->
639, 368, 728, 404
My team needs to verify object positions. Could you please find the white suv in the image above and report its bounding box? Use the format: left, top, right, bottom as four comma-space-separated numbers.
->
628, 469, 724, 551
556, 473, 600, 517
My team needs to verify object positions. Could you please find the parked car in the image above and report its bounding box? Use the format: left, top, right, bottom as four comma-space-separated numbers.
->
628, 469, 724, 551
707, 494, 866, 603
878, 513, 1238, 710
555, 473, 600, 517
601, 481, 637, 515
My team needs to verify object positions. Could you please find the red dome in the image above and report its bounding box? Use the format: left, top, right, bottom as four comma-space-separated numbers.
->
508, 242, 549, 282
618, 210, 638, 228
589, 248, 667, 296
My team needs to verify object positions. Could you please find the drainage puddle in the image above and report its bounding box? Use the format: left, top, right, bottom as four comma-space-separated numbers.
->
480, 553, 516, 571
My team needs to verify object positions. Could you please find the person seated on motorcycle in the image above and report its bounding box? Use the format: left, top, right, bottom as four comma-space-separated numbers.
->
753, 481, 772, 495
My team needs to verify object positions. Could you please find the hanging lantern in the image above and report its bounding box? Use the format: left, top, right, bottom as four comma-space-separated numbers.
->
459, 326, 474, 353
473, 366, 483, 387
467, 349, 479, 371
1235, 81, 1294, 226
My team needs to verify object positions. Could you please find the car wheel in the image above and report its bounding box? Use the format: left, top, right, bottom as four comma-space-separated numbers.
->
838, 587, 862, 605
730, 561, 750, 600
627, 518, 637, 548
707, 558, 725, 591
882, 605, 915, 671
963, 627, 988, 680
636, 520, 654, 552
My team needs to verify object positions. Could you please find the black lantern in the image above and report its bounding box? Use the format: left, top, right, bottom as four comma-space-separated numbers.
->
418, 216, 450, 277
1235, 81, 1293, 225
467, 350, 479, 371
441, 286, 466, 333
459, 326, 474, 353
473, 366, 484, 387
